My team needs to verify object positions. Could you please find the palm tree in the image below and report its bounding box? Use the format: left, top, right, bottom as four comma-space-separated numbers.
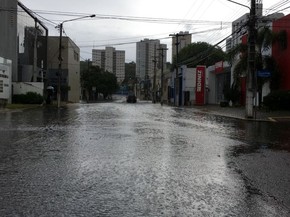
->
227, 27, 286, 107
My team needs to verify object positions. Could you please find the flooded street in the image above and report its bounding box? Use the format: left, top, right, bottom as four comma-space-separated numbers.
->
1, 100, 290, 216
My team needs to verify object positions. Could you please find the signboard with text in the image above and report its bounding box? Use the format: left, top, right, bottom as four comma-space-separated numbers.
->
195, 65, 206, 105
257, 70, 271, 78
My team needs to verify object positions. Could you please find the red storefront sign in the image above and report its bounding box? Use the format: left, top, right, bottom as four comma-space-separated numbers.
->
195, 65, 205, 105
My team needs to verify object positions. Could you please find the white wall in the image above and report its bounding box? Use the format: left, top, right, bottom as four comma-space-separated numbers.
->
182, 67, 196, 104
207, 66, 216, 104
13, 82, 44, 96
0, 64, 10, 101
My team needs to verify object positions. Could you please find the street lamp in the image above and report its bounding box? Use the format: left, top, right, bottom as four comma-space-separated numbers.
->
226, 0, 256, 118
56, 14, 95, 108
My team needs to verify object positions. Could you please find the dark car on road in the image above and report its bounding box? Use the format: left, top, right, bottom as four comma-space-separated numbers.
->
126, 92, 137, 103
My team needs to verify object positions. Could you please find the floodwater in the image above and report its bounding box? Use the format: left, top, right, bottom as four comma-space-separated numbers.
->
0, 99, 290, 216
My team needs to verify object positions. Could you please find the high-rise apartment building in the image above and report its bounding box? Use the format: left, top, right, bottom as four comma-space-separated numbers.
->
92, 47, 125, 83
171, 31, 191, 60
136, 39, 167, 81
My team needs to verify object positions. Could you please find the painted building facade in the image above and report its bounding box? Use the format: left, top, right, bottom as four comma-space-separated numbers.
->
272, 14, 290, 90
47, 36, 80, 103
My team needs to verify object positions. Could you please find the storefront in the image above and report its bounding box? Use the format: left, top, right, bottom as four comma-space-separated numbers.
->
207, 61, 231, 105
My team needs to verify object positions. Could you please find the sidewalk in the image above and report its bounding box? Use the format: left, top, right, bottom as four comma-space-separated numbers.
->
190, 105, 290, 122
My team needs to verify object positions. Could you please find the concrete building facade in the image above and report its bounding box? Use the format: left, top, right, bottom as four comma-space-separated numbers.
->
0, 0, 48, 104
92, 47, 125, 84
136, 39, 167, 80
47, 36, 80, 103
0, 0, 17, 82
136, 39, 167, 100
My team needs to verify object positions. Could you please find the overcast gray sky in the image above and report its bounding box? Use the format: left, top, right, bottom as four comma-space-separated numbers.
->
19, 0, 290, 62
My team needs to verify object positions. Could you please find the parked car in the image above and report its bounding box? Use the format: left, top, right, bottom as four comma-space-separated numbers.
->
127, 92, 137, 103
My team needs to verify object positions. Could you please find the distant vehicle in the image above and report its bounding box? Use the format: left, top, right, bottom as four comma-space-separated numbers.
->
126, 92, 137, 103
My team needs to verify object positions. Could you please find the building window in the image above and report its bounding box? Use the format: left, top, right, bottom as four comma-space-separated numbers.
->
0, 80, 3, 93
74, 51, 79, 61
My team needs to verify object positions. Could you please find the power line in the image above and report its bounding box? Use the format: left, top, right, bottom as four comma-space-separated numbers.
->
76, 27, 230, 49
0, 7, 232, 25
177, 23, 248, 67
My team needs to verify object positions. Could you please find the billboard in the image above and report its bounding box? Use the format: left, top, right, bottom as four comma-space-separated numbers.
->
195, 65, 206, 105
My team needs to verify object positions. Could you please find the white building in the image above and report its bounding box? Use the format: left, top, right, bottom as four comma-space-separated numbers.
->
0, 57, 12, 105
92, 47, 125, 84
136, 39, 167, 100
136, 39, 167, 81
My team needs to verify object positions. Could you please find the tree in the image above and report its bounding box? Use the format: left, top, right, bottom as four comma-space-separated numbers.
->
81, 66, 119, 101
99, 71, 119, 99
174, 42, 227, 68
227, 27, 286, 106
80, 59, 92, 72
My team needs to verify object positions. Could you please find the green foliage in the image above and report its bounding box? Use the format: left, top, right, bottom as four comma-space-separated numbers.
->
256, 27, 273, 53
263, 90, 290, 110
12, 92, 44, 104
174, 42, 227, 68
80, 60, 92, 72
81, 66, 119, 99
226, 43, 248, 66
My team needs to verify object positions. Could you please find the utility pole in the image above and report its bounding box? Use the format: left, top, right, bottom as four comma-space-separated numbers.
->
225, 0, 257, 118
57, 23, 63, 108
157, 47, 168, 106
152, 45, 157, 103
246, 0, 256, 118
56, 14, 95, 108
169, 33, 185, 106
33, 18, 38, 82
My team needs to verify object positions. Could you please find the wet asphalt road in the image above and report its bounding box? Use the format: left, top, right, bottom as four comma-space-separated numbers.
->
0, 99, 290, 216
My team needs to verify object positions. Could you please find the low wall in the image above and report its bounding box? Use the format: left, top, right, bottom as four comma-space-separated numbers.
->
13, 82, 44, 96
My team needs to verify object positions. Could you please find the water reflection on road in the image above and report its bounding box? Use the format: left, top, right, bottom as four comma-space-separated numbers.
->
0, 101, 289, 216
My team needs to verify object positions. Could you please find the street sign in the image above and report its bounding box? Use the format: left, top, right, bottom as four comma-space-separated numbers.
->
257, 70, 271, 78
195, 65, 206, 105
